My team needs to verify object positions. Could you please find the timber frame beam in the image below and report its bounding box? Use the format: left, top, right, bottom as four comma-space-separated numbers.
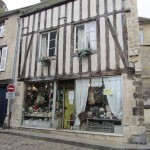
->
106, 17, 128, 67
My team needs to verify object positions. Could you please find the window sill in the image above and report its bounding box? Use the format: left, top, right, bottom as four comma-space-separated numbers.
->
37, 56, 56, 62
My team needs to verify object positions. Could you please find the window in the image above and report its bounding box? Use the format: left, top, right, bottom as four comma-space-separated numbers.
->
0, 24, 4, 37
75, 21, 96, 52
139, 28, 144, 45
0, 47, 7, 71
40, 31, 57, 57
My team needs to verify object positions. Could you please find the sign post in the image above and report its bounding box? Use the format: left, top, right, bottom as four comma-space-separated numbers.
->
6, 84, 15, 129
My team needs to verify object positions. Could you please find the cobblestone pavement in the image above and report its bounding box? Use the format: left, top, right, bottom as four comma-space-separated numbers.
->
0, 133, 95, 150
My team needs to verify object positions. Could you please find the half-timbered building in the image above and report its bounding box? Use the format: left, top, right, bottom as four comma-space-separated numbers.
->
11, 0, 146, 144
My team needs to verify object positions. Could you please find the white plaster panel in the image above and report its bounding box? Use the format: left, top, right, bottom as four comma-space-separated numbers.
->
82, 57, 88, 72
116, 14, 124, 68
25, 36, 30, 78
107, 0, 113, 13
82, 0, 88, 19
50, 60, 56, 75
91, 54, 97, 72
73, 0, 80, 21
116, 0, 122, 11
100, 17, 106, 71
99, 0, 105, 15
34, 13, 39, 31
29, 15, 34, 33
58, 27, 64, 75
73, 57, 79, 73
53, 7, 59, 26
67, 2, 72, 23
90, 0, 96, 17
43, 65, 48, 76
30, 34, 37, 77
60, 5, 65, 25
23, 17, 28, 34
36, 62, 42, 77
40, 11, 45, 30
46, 9, 52, 28
21, 37, 26, 75
65, 26, 71, 74
109, 16, 116, 69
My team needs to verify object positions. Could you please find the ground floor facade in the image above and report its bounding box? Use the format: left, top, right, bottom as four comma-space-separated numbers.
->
10, 73, 147, 144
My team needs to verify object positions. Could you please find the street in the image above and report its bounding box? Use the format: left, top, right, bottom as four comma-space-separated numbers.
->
0, 133, 95, 150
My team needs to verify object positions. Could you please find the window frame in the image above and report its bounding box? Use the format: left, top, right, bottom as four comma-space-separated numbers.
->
39, 30, 57, 58
74, 21, 97, 53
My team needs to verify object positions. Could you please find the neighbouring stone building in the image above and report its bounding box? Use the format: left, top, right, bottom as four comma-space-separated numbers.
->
139, 17, 150, 124
0, 9, 20, 126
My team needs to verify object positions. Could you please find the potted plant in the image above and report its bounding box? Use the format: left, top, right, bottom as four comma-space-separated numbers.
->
40, 56, 50, 65
77, 48, 91, 58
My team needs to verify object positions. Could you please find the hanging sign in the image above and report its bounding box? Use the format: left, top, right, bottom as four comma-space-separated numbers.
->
103, 89, 113, 96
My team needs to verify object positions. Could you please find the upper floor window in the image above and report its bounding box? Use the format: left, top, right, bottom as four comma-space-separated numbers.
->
0, 24, 4, 37
139, 28, 144, 45
40, 30, 57, 57
0, 46, 7, 72
75, 21, 96, 52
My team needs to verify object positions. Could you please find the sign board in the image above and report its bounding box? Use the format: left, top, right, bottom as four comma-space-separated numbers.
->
6, 92, 15, 99
103, 89, 113, 96
7, 84, 15, 92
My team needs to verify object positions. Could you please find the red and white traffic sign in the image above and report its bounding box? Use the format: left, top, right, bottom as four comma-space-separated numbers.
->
7, 84, 15, 92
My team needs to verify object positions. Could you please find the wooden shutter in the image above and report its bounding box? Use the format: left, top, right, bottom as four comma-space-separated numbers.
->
0, 47, 8, 71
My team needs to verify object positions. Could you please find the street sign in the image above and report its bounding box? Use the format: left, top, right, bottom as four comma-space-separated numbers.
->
6, 92, 15, 99
7, 84, 15, 92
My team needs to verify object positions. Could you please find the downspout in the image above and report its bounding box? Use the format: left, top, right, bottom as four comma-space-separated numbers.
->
12, 17, 21, 84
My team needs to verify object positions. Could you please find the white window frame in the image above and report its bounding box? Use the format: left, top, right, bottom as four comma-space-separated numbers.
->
0, 24, 4, 37
0, 46, 8, 72
139, 28, 144, 45
75, 21, 97, 52
39, 30, 57, 58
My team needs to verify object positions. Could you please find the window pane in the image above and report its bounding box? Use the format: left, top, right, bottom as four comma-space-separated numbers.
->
49, 40, 55, 48
76, 43, 84, 51
49, 48, 55, 56
89, 41, 96, 50
41, 34, 48, 56
50, 31, 57, 40
76, 25, 84, 35
86, 22, 96, 32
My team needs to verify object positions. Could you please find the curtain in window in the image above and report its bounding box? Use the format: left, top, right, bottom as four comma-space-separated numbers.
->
76, 25, 84, 51
75, 79, 89, 127
91, 78, 103, 87
86, 22, 96, 50
103, 77, 122, 119
41, 34, 48, 56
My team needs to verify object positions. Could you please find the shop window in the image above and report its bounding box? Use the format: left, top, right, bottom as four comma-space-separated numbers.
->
75, 21, 97, 52
75, 77, 122, 134
22, 82, 64, 128
0, 46, 7, 72
40, 30, 57, 57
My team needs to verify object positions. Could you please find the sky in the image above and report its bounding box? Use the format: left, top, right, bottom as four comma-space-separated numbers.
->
3, 0, 150, 18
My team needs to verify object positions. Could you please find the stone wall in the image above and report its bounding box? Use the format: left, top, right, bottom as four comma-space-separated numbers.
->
0, 14, 18, 80
125, 0, 146, 144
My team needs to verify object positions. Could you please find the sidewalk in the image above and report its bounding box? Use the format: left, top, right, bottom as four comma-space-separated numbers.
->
0, 128, 150, 150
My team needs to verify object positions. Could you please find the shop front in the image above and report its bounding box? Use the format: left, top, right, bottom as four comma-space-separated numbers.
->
22, 76, 122, 134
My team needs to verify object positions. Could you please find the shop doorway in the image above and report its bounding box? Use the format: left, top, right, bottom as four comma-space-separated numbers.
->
64, 82, 75, 129
0, 86, 8, 127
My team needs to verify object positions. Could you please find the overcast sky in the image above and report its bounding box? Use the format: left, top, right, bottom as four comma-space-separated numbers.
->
3, 0, 150, 18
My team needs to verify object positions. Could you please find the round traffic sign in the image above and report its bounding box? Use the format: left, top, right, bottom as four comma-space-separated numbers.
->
7, 84, 15, 92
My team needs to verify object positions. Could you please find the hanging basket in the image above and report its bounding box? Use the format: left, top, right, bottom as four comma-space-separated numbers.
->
77, 49, 91, 58
40, 56, 50, 65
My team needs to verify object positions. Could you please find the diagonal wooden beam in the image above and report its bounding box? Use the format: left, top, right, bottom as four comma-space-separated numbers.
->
21, 33, 34, 77
106, 17, 128, 67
